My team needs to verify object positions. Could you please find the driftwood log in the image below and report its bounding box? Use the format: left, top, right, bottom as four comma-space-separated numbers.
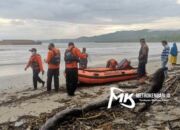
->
41, 68, 165, 130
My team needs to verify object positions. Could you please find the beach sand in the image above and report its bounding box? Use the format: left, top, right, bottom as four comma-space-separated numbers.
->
0, 60, 160, 123
0, 59, 179, 129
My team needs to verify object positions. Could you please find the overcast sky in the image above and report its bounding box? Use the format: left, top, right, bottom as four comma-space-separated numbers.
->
0, 0, 180, 40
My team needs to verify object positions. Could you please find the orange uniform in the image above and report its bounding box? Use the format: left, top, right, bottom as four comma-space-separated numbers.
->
26, 54, 44, 72
46, 48, 60, 69
65, 47, 87, 69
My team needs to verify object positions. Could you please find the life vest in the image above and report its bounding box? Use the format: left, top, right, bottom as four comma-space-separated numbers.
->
64, 48, 79, 64
50, 49, 60, 65
79, 53, 88, 68
31, 55, 40, 70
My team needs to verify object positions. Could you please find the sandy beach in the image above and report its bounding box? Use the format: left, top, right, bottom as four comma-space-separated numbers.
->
0, 59, 177, 127
0, 61, 160, 120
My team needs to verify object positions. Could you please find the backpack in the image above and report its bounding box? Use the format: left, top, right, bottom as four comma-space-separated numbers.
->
64, 48, 79, 64
51, 50, 61, 65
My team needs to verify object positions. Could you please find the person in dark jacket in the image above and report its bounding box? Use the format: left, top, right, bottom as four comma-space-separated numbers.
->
138, 39, 149, 78
25, 48, 45, 90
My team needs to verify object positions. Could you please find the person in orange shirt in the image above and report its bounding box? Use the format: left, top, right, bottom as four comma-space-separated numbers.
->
79, 48, 88, 69
106, 59, 118, 69
25, 48, 45, 90
45, 43, 60, 92
64, 42, 87, 96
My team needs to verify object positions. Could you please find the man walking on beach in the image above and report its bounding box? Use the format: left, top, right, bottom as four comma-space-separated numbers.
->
45, 43, 60, 92
25, 48, 45, 90
64, 42, 87, 96
161, 40, 170, 78
138, 39, 149, 79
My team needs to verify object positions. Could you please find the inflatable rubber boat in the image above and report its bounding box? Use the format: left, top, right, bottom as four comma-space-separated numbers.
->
78, 67, 138, 84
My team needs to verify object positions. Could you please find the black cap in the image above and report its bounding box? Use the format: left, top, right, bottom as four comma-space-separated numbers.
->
49, 43, 55, 47
140, 38, 145, 43
29, 48, 37, 52
68, 42, 74, 46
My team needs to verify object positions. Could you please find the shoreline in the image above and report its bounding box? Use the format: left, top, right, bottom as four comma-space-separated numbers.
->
0, 58, 161, 92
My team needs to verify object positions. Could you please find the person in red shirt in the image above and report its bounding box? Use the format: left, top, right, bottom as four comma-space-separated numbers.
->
64, 42, 87, 96
25, 48, 45, 90
45, 43, 60, 92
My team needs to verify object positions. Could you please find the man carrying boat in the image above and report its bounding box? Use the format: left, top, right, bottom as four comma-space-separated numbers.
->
64, 42, 87, 96
25, 48, 45, 90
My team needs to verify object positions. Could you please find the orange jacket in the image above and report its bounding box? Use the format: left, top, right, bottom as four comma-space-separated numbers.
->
46, 48, 60, 69
26, 54, 44, 71
65, 47, 87, 69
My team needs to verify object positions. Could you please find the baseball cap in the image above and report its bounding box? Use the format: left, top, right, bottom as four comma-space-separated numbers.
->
29, 48, 37, 52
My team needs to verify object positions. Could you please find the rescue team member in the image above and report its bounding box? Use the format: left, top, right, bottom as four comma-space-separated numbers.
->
25, 48, 45, 90
138, 38, 149, 78
45, 43, 60, 92
79, 48, 88, 69
64, 42, 87, 96
106, 59, 118, 69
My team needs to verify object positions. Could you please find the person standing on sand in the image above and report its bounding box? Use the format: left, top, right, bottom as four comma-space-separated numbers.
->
64, 42, 87, 96
170, 42, 178, 67
79, 48, 88, 69
25, 48, 45, 90
138, 38, 149, 79
45, 43, 61, 92
161, 40, 170, 78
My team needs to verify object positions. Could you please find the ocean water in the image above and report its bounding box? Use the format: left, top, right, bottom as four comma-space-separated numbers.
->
0, 42, 179, 91
0, 42, 179, 77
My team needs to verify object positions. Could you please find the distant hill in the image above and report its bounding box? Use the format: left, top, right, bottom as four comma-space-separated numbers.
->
0, 40, 42, 45
42, 29, 180, 43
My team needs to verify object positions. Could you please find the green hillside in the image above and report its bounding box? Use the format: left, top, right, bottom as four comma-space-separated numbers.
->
43, 29, 180, 43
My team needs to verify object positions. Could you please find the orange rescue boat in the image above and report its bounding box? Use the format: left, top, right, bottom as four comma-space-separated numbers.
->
78, 67, 138, 84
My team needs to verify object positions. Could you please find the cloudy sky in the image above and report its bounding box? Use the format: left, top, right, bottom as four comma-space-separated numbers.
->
0, 0, 180, 40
